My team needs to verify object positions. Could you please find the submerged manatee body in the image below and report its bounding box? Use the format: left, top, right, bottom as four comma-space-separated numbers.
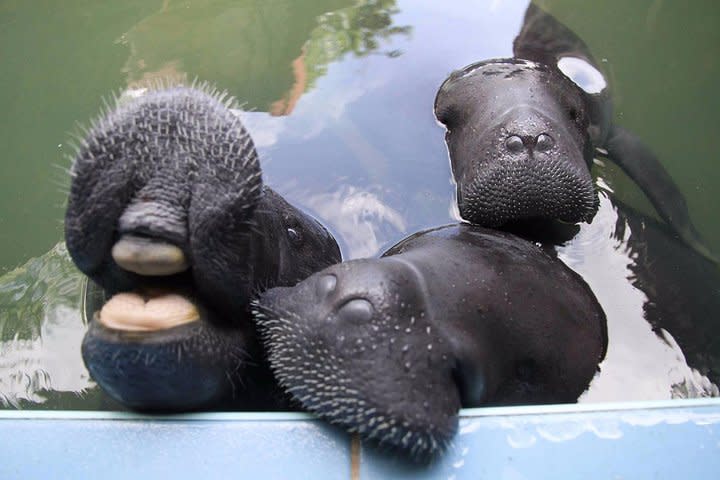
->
254, 224, 607, 459
65, 85, 341, 411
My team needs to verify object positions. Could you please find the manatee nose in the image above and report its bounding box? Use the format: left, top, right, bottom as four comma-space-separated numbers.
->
315, 274, 337, 298
336, 298, 374, 324
535, 133, 555, 152
504, 133, 555, 153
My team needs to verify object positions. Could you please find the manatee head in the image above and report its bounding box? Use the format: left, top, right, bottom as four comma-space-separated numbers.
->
434, 59, 599, 228
66, 84, 340, 410
254, 258, 460, 460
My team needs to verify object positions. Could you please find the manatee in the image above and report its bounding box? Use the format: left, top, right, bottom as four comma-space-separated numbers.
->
434, 4, 715, 262
253, 224, 607, 459
614, 199, 720, 386
66, 84, 341, 411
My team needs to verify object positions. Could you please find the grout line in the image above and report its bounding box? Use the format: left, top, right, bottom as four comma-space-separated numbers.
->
350, 433, 361, 480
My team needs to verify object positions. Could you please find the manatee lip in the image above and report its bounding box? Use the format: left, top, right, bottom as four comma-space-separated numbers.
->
112, 234, 189, 276
97, 289, 200, 332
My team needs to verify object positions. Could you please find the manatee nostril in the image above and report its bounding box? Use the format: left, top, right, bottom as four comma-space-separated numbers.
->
336, 298, 374, 324
504, 135, 525, 153
535, 133, 555, 152
316, 274, 337, 298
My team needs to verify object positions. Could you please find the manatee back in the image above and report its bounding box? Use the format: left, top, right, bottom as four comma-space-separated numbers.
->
384, 224, 607, 405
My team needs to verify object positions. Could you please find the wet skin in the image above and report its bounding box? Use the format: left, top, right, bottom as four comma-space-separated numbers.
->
254, 224, 607, 459
66, 85, 341, 411
434, 3, 715, 262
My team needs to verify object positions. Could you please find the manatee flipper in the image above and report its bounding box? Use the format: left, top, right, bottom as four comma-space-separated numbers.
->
604, 124, 717, 263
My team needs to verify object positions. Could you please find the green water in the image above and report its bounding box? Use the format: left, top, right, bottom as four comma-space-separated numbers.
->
0, 0, 718, 409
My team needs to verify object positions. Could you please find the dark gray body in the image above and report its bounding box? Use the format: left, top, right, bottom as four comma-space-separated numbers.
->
255, 224, 607, 459
66, 85, 341, 411
614, 199, 720, 385
434, 4, 714, 262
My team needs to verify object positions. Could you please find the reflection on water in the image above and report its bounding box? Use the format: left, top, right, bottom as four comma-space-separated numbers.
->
562, 192, 718, 401
304, 185, 406, 258
0, 244, 93, 408
1, 0, 719, 409
119, 0, 410, 113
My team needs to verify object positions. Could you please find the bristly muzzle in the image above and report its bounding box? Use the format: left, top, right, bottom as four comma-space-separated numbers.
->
251, 298, 456, 461
458, 158, 599, 227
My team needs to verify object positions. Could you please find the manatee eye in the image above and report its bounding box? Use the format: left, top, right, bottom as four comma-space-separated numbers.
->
505, 135, 524, 153
535, 133, 554, 152
337, 298, 374, 324
287, 227, 303, 246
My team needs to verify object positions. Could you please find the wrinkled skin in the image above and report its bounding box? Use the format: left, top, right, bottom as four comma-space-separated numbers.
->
66, 85, 341, 411
434, 4, 714, 262
254, 224, 607, 459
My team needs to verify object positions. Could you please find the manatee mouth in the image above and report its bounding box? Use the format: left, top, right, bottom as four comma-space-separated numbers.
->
97, 289, 200, 332
91, 233, 204, 332
459, 157, 599, 227
81, 275, 262, 412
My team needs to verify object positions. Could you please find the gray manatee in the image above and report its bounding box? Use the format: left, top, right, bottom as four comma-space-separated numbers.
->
66, 85, 341, 411
434, 4, 714, 262
254, 224, 607, 459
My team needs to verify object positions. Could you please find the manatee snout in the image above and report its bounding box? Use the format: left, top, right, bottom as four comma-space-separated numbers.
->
455, 107, 597, 228
255, 259, 461, 460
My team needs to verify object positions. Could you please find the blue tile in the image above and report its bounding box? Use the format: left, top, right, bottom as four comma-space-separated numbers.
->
2, 401, 720, 479
0, 412, 351, 480
359, 401, 720, 479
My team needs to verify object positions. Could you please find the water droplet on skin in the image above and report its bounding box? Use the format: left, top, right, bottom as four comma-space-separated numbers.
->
405, 327, 411, 333
427, 344, 433, 351
402, 345, 410, 353
404, 361, 411, 371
